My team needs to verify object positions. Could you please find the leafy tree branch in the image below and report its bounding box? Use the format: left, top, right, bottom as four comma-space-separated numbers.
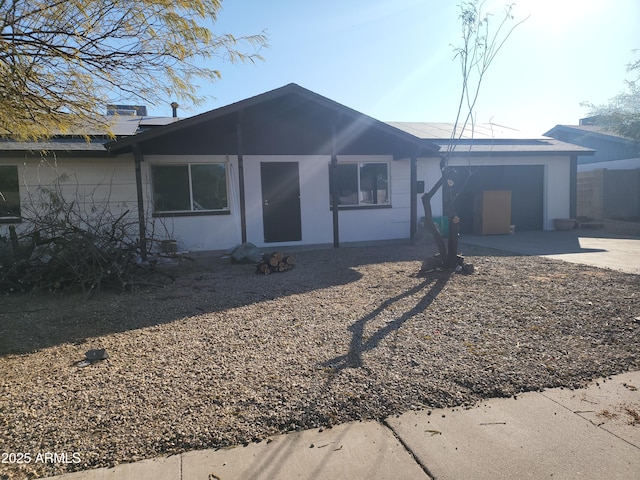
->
0, 0, 268, 140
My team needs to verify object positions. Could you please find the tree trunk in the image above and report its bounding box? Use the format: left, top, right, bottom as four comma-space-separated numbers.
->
447, 215, 460, 268
420, 171, 462, 270
421, 177, 447, 263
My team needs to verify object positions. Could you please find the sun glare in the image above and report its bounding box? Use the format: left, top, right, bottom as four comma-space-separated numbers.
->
510, 0, 603, 31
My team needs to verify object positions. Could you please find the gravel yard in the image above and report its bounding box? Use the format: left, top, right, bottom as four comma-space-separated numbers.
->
1, 241, 639, 479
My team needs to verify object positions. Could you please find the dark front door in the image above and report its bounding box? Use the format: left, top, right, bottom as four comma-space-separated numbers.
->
260, 162, 302, 243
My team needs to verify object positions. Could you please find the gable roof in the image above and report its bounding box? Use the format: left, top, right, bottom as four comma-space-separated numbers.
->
106, 83, 440, 157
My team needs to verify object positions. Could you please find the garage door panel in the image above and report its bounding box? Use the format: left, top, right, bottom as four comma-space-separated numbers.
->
449, 165, 544, 233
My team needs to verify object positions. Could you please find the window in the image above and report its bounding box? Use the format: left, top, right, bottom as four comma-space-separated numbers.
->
331, 162, 389, 207
151, 163, 228, 214
0, 166, 21, 221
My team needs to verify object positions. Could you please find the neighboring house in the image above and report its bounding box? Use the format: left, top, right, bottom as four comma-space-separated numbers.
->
544, 117, 640, 166
544, 118, 640, 221
0, 84, 594, 252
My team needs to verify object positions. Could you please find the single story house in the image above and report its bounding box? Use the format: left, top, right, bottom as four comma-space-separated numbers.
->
1, 84, 594, 252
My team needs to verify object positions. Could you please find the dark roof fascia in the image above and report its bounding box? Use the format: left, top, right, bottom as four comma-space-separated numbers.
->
544, 125, 637, 146
106, 83, 440, 156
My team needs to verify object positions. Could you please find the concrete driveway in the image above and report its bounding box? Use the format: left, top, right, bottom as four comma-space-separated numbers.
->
460, 229, 640, 275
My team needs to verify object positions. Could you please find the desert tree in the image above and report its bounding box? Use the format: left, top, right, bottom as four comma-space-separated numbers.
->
0, 0, 267, 140
420, 0, 527, 272
582, 54, 640, 141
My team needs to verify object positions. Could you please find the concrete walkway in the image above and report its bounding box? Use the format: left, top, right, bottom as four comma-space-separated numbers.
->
44, 371, 640, 480
459, 229, 640, 275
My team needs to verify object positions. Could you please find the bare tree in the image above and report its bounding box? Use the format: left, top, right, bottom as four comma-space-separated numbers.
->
0, 0, 267, 140
420, 0, 527, 273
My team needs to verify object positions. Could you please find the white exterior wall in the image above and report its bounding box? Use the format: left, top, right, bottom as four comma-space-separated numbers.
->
244, 154, 411, 247
141, 154, 414, 251
418, 156, 444, 219
243, 155, 333, 248
542, 156, 572, 229
0, 156, 138, 237
337, 155, 411, 243
415, 154, 572, 231
1, 150, 573, 252
141, 155, 242, 252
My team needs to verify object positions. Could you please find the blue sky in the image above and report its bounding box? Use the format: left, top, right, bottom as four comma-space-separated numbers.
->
158, 0, 639, 135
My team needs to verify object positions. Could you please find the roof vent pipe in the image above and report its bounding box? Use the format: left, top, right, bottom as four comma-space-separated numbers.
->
170, 102, 179, 118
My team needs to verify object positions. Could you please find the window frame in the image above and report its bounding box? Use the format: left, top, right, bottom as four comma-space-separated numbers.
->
330, 161, 391, 209
151, 162, 230, 217
0, 165, 22, 223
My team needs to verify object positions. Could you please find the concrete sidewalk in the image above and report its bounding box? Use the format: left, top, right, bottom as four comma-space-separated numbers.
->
459, 229, 640, 275
44, 370, 640, 480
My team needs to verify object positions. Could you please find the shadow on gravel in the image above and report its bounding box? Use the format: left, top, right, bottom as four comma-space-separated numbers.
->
324, 271, 451, 370
0, 241, 435, 356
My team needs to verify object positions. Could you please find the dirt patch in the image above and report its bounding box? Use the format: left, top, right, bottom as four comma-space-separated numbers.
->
1, 242, 639, 479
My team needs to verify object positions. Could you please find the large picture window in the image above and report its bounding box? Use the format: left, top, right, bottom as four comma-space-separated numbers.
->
331, 162, 389, 207
0, 166, 21, 221
152, 163, 228, 213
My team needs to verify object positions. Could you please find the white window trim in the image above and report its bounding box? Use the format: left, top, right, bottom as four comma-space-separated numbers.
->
332, 161, 391, 208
